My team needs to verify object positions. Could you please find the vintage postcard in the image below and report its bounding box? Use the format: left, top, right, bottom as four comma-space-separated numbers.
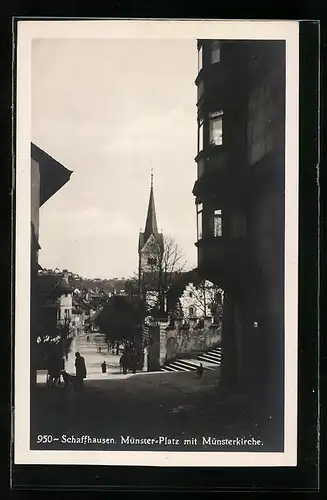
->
14, 19, 299, 467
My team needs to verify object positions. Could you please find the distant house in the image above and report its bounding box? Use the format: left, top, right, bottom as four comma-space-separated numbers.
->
179, 281, 223, 323
37, 270, 74, 330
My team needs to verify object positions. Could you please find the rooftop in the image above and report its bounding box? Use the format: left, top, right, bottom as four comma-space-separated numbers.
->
31, 143, 73, 207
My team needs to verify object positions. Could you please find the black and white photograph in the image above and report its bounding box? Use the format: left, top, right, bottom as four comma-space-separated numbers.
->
14, 20, 299, 467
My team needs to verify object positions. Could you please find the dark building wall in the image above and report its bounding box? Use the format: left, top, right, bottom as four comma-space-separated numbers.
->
245, 164, 285, 408
194, 40, 286, 420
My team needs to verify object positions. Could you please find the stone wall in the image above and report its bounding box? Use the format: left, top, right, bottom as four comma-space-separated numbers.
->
145, 319, 221, 370
164, 320, 222, 362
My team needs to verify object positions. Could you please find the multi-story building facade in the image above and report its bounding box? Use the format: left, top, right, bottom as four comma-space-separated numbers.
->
193, 40, 286, 416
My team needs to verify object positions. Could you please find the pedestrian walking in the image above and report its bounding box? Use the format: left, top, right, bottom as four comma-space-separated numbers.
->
101, 360, 107, 374
197, 363, 204, 378
120, 353, 128, 374
74, 352, 87, 390
86, 335, 90, 342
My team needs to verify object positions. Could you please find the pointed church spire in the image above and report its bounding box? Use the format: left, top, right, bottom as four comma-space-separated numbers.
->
144, 168, 158, 240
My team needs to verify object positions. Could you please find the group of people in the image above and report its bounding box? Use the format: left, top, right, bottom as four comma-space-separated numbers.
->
46, 351, 87, 391
46, 332, 142, 386
119, 349, 138, 375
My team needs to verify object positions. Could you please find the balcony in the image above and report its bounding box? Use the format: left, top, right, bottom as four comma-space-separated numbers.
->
197, 145, 226, 175
194, 146, 230, 198
196, 236, 248, 285
196, 63, 225, 115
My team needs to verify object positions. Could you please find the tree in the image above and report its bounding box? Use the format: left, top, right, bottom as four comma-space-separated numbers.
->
94, 295, 142, 349
139, 235, 187, 319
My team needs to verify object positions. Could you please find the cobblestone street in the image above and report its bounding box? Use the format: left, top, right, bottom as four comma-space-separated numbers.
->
31, 360, 282, 453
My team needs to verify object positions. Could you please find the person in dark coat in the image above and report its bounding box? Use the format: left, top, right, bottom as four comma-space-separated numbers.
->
120, 353, 128, 374
101, 361, 107, 374
197, 363, 204, 378
74, 352, 87, 390
119, 355, 124, 373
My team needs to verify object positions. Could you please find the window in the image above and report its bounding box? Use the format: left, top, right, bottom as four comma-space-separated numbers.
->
211, 41, 221, 64
197, 159, 204, 178
189, 306, 195, 317
209, 110, 223, 146
147, 257, 156, 266
213, 209, 223, 237
197, 80, 204, 101
197, 203, 203, 240
198, 119, 204, 152
198, 45, 203, 72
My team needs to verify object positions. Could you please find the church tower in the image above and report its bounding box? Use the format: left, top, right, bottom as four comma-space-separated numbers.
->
138, 171, 164, 313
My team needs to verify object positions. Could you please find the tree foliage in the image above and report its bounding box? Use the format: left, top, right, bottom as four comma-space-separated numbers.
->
94, 295, 142, 347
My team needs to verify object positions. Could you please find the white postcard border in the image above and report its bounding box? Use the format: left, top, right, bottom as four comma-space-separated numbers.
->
14, 19, 299, 467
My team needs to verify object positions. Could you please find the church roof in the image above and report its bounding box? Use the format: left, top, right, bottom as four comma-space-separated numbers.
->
144, 183, 158, 239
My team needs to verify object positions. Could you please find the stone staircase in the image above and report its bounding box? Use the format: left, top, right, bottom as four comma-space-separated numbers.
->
160, 345, 222, 373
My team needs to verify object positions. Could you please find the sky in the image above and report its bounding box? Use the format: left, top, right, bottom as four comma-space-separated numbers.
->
32, 38, 198, 279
